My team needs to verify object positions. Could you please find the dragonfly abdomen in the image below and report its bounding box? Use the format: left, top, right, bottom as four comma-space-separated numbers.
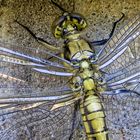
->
65, 37, 108, 139
80, 91, 108, 140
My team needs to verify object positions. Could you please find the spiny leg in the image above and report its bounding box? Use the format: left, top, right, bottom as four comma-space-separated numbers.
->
15, 20, 61, 52
51, 0, 67, 13
90, 13, 125, 46
15, 20, 72, 66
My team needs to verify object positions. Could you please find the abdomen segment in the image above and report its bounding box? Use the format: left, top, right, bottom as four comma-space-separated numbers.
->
80, 91, 108, 140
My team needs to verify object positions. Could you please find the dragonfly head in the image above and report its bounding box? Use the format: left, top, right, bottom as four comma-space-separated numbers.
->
52, 12, 87, 39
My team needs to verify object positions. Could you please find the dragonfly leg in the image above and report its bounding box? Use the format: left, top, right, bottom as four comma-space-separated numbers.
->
90, 13, 125, 46
15, 20, 62, 52
51, 0, 67, 13
51, 0, 75, 13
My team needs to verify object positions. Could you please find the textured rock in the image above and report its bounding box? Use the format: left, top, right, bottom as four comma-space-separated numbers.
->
0, 0, 140, 140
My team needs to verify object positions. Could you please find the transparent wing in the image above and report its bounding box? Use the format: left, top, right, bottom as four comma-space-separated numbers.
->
0, 103, 81, 140
97, 15, 140, 70
0, 41, 82, 140
0, 41, 73, 97
97, 14, 140, 140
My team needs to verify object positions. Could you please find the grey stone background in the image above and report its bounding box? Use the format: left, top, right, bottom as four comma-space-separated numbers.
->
0, 0, 140, 46
0, 0, 140, 140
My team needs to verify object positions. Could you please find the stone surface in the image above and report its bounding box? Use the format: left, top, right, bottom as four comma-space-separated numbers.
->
0, 0, 140, 140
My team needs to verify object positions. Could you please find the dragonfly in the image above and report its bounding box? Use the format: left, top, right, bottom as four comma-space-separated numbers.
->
0, 0, 140, 139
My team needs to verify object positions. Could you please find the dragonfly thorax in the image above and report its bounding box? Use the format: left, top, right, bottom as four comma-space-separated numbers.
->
70, 58, 106, 94
64, 39, 95, 63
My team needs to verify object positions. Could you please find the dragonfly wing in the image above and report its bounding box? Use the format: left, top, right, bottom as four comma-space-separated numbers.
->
0, 102, 81, 140
97, 14, 140, 93
0, 43, 72, 97
97, 14, 140, 70
97, 15, 140, 140
0, 41, 71, 69
101, 91, 140, 140
0, 41, 81, 139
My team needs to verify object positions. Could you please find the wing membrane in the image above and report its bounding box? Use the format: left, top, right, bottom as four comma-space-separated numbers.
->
0, 40, 78, 139
102, 91, 140, 140
0, 41, 72, 68
97, 15, 140, 70
97, 14, 140, 140
0, 102, 78, 140
98, 14, 140, 93
0, 42, 73, 97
